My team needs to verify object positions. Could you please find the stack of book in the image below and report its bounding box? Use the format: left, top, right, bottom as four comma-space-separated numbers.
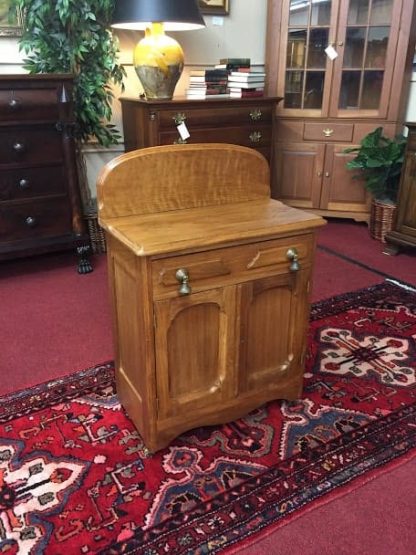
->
186, 68, 230, 99
227, 70, 266, 98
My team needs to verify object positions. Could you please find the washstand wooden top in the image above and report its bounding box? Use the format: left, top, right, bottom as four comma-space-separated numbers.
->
97, 143, 326, 255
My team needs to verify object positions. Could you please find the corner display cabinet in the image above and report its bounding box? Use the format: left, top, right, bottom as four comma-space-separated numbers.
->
97, 143, 325, 452
266, 0, 416, 222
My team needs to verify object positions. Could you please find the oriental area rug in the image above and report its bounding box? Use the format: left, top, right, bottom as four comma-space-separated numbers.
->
1, 281, 415, 555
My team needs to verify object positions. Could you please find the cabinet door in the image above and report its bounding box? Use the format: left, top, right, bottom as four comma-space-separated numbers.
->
273, 141, 325, 208
238, 271, 310, 398
320, 143, 370, 214
154, 286, 237, 420
329, 0, 400, 118
276, 0, 340, 117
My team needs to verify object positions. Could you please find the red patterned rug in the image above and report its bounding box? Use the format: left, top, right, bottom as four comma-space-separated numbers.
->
1, 281, 415, 554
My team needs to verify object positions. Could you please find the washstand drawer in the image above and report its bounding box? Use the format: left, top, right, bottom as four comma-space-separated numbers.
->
0, 166, 66, 201
0, 88, 60, 122
0, 127, 63, 166
157, 104, 274, 129
158, 125, 272, 148
303, 122, 354, 142
151, 234, 313, 299
0, 198, 72, 241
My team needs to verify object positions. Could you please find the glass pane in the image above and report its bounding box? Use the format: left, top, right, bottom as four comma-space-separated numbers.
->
285, 71, 304, 108
370, 0, 393, 25
365, 27, 389, 68
339, 71, 361, 109
304, 71, 325, 108
287, 29, 307, 68
289, 0, 310, 26
343, 28, 366, 68
348, 0, 369, 25
361, 70, 384, 108
311, 0, 331, 25
308, 28, 329, 68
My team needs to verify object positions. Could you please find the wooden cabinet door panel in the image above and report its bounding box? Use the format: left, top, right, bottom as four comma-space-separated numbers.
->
273, 142, 325, 208
154, 286, 237, 420
238, 271, 310, 398
321, 144, 369, 212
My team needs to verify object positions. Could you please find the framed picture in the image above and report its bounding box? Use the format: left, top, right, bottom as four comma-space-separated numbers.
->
199, 0, 230, 16
0, 0, 23, 37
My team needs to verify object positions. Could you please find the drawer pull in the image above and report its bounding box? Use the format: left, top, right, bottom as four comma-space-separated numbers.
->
25, 216, 37, 228
249, 109, 262, 121
323, 128, 334, 137
173, 138, 188, 144
176, 268, 192, 295
13, 142, 25, 153
9, 98, 19, 109
286, 248, 300, 272
249, 131, 262, 143
19, 178, 30, 189
173, 112, 186, 125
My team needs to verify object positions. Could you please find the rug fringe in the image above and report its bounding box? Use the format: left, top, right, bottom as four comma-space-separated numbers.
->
385, 278, 416, 292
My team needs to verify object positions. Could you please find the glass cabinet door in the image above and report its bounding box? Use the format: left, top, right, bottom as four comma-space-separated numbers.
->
278, 0, 339, 116
330, 0, 400, 117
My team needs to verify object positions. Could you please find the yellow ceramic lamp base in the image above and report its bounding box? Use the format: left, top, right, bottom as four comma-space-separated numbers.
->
134, 23, 184, 100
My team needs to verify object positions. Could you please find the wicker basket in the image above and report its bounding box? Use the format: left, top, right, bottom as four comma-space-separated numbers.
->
369, 199, 397, 243
85, 211, 107, 254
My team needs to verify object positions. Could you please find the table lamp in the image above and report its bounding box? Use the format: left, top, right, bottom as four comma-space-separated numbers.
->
111, 0, 205, 100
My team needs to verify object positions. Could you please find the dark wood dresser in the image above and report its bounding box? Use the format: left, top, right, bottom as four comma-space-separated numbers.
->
119, 96, 281, 162
384, 123, 416, 254
0, 74, 91, 272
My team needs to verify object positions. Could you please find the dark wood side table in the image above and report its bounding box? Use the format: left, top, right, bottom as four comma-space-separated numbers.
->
0, 74, 91, 272
119, 96, 281, 163
384, 123, 416, 254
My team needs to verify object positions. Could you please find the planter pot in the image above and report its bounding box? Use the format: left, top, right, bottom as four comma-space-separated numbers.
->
369, 199, 397, 243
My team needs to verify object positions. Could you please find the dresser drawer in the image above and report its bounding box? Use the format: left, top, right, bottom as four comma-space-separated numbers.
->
0, 166, 66, 201
0, 88, 60, 122
303, 122, 354, 142
151, 234, 313, 299
0, 127, 63, 166
0, 198, 72, 242
158, 124, 272, 148
157, 104, 274, 129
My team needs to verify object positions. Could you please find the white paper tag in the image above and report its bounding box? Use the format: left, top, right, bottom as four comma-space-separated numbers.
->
325, 45, 338, 60
177, 122, 190, 140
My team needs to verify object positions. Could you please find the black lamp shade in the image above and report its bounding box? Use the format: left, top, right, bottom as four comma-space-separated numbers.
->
111, 0, 205, 31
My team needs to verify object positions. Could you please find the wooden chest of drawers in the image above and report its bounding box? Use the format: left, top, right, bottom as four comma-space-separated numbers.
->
120, 96, 281, 162
0, 74, 89, 265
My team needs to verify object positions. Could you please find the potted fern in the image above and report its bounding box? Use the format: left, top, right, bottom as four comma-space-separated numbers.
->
345, 127, 406, 241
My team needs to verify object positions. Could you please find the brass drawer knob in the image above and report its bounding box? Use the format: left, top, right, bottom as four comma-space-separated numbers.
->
249, 131, 262, 143
175, 268, 192, 295
249, 108, 262, 121
173, 112, 187, 125
19, 178, 30, 189
9, 98, 19, 109
13, 142, 25, 153
286, 248, 300, 272
25, 216, 37, 227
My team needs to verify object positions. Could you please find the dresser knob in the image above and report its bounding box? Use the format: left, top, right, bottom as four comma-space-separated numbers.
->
286, 248, 300, 272
9, 98, 19, 109
13, 142, 25, 153
249, 131, 262, 143
175, 268, 192, 295
249, 109, 262, 120
173, 112, 186, 125
19, 178, 30, 189
25, 216, 37, 227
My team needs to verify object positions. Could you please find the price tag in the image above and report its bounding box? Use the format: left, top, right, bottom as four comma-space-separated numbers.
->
177, 122, 190, 141
325, 45, 338, 60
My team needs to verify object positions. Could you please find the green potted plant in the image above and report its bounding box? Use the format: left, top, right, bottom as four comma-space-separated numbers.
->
345, 127, 406, 241
14, 0, 126, 214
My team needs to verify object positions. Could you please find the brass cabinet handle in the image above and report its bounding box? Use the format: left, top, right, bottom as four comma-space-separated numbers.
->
173, 138, 188, 144
249, 108, 262, 121
25, 216, 37, 227
149, 111, 157, 121
325, 171, 330, 177
173, 112, 187, 125
317, 171, 322, 177
13, 142, 25, 153
249, 131, 262, 143
19, 178, 30, 189
176, 268, 192, 295
9, 98, 19, 109
323, 128, 334, 137
286, 248, 300, 272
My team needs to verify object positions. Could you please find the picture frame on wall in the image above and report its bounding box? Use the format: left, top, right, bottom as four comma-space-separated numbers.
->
199, 0, 230, 16
0, 0, 23, 37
